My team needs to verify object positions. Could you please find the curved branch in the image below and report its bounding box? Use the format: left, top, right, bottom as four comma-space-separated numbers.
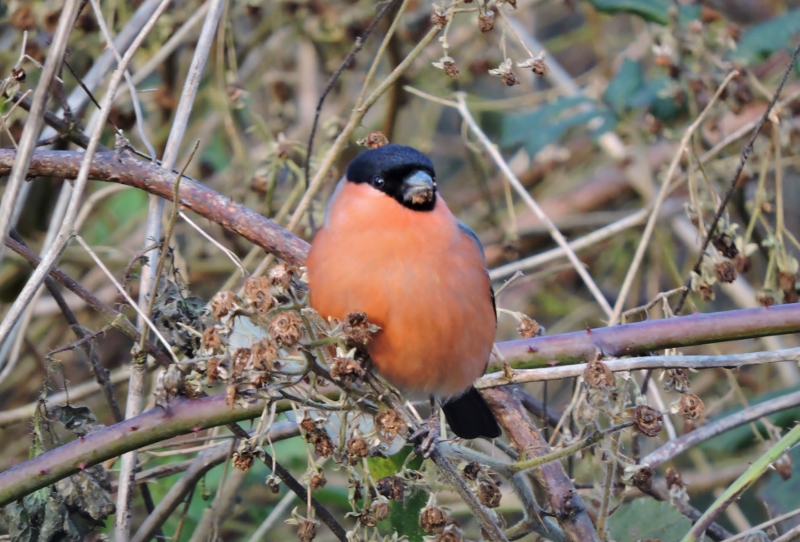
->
0, 149, 310, 266
0, 394, 267, 507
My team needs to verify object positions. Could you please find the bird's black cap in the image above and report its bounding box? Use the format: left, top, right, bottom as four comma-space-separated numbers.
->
346, 144, 437, 211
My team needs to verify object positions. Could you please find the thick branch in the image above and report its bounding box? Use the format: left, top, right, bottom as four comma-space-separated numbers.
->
493, 304, 800, 370
483, 388, 600, 542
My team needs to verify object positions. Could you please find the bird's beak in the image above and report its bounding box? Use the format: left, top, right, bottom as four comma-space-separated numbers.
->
402, 170, 435, 206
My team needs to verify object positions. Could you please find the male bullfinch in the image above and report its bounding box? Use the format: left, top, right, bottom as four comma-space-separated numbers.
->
307, 144, 501, 441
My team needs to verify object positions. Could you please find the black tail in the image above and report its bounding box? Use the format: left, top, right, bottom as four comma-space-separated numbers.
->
441, 387, 501, 439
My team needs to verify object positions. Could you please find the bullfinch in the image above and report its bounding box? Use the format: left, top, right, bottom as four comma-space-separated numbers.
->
307, 144, 501, 442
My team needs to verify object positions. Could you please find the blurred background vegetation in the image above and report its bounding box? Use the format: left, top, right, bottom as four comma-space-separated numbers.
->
3, 0, 800, 540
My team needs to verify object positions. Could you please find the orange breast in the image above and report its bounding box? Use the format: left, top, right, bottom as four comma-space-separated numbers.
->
307, 181, 496, 398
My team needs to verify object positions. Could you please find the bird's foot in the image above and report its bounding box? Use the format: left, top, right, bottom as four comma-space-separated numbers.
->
410, 411, 440, 458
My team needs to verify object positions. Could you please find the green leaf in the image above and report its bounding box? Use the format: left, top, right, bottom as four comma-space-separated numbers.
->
729, 9, 800, 65
607, 499, 692, 542
584, 0, 670, 24
605, 58, 644, 115
500, 95, 611, 157
369, 446, 427, 542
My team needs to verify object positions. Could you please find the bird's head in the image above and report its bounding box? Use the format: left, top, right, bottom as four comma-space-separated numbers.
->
345, 144, 437, 211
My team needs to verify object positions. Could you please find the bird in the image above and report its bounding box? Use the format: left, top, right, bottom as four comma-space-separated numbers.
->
306, 143, 501, 444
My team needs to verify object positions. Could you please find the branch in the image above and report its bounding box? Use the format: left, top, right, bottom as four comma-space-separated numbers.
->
0, 149, 309, 266
641, 389, 800, 469
491, 303, 800, 370
480, 346, 800, 387
4, 235, 173, 368
483, 388, 600, 542
0, 394, 268, 507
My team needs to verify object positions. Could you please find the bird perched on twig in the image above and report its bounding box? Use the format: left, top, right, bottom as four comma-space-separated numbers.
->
307, 144, 501, 450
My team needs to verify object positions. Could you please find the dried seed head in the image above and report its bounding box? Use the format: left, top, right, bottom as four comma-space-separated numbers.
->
268, 263, 293, 291
712, 233, 739, 259
419, 506, 449, 534
207, 357, 221, 385
757, 290, 777, 307
309, 472, 327, 489
376, 476, 406, 501
665, 467, 683, 490
461, 462, 482, 481
346, 436, 369, 464
211, 291, 239, 319
678, 393, 705, 420
375, 410, 408, 442
714, 261, 737, 284
632, 405, 664, 437
300, 416, 318, 434
478, 12, 494, 32
431, 7, 448, 27
779, 271, 798, 294
364, 131, 389, 149
267, 476, 280, 493
203, 327, 222, 351
478, 480, 501, 508
269, 312, 304, 346
232, 348, 251, 378
438, 529, 464, 542
330, 357, 364, 385
663, 368, 691, 394
233, 451, 255, 471
310, 430, 334, 458
252, 339, 278, 371
226, 384, 237, 407
774, 452, 793, 481
501, 71, 520, 86
733, 252, 752, 275
697, 282, 715, 302
372, 502, 390, 522
531, 56, 548, 77
583, 358, 616, 391
11, 67, 25, 82
517, 316, 540, 338
443, 59, 459, 78
244, 276, 274, 314
297, 519, 317, 542
10, 5, 36, 31
632, 465, 653, 491
343, 312, 374, 344
359, 508, 378, 527
700, 5, 723, 23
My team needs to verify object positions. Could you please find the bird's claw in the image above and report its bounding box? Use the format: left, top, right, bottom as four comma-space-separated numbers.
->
411, 411, 440, 458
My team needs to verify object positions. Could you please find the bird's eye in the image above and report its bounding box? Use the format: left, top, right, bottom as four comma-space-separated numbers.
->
372, 176, 385, 188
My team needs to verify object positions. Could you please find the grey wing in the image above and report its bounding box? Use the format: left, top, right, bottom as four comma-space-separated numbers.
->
457, 221, 496, 318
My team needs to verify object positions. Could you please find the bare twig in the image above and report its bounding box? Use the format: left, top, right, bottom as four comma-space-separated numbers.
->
0, 0, 80, 267
0, 0, 172, 355
610, 70, 738, 324
674, 42, 800, 313
130, 422, 300, 542
453, 93, 613, 318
